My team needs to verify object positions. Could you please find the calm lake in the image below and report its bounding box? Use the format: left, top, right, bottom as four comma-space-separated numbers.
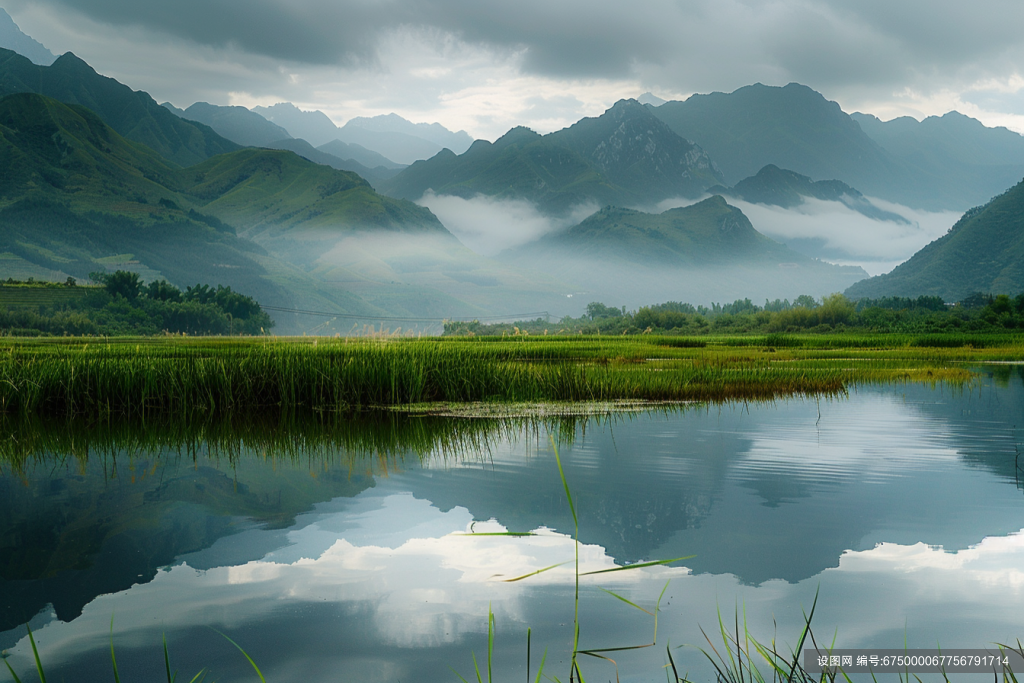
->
2, 368, 1023, 682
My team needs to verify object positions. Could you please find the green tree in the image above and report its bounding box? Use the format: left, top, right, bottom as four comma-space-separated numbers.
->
793, 294, 818, 309
91, 270, 142, 301
145, 279, 182, 302
586, 302, 623, 320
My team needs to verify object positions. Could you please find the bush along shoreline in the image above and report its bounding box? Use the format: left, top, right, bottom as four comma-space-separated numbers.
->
0, 271, 274, 336
445, 293, 1024, 336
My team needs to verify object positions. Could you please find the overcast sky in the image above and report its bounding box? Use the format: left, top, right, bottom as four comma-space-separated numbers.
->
7, 0, 1024, 140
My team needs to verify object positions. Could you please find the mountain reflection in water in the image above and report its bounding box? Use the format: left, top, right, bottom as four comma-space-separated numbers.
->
1, 370, 1022, 682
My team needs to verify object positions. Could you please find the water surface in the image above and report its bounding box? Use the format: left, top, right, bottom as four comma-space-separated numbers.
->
2, 370, 1022, 682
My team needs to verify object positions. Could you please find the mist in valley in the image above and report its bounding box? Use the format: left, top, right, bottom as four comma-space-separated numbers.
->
230, 189, 967, 333
654, 194, 959, 276
416, 191, 599, 256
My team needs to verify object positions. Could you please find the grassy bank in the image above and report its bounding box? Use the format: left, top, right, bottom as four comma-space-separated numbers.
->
0, 333, 1010, 421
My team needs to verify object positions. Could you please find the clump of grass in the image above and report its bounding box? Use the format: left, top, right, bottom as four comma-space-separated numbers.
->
673, 593, 832, 683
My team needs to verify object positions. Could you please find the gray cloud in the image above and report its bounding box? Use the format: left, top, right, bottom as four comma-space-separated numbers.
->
27, 0, 1024, 92
9, 0, 1024, 141
22, 0, 385, 65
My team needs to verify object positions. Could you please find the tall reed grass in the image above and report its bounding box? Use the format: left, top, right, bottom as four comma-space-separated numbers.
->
0, 334, 990, 422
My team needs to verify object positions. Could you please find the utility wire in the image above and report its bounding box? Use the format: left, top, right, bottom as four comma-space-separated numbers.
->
260, 305, 550, 323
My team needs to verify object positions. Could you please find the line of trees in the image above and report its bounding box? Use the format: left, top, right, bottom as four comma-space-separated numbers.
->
0, 271, 274, 336
445, 292, 1024, 336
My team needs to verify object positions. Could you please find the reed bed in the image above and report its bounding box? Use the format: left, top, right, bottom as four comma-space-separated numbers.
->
0, 334, 996, 421
0, 409, 590, 471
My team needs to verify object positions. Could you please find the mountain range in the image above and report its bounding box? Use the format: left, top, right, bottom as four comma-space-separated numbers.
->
0, 8, 54, 66
158, 101, 405, 186
253, 102, 472, 165
852, 110, 1024, 211
0, 91, 491, 329
383, 99, 723, 215
648, 83, 1024, 211
2, 25, 1024, 323
0, 48, 238, 167
162, 101, 291, 148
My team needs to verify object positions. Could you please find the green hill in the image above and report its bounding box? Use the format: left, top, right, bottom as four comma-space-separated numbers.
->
0, 92, 290, 311
0, 48, 238, 166
383, 99, 723, 215
184, 147, 447, 236
503, 196, 867, 307
845, 178, 1024, 301
0, 93, 571, 329
710, 164, 908, 223
259, 137, 402, 187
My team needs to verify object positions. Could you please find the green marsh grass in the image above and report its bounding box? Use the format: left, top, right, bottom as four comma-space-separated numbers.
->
0, 333, 1000, 422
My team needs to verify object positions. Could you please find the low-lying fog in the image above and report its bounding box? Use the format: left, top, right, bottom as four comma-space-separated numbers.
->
417, 191, 598, 256
417, 190, 960, 277
655, 195, 959, 276
256, 191, 965, 330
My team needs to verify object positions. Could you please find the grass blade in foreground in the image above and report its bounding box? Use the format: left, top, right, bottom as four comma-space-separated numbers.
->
110, 615, 121, 683
581, 557, 694, 576
211, 629, 266, 683
1, 625, 46, 683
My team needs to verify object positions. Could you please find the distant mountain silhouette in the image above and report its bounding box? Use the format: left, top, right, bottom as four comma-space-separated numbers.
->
852, 111, 1024, 211
0, 9, 55, 65
384, 99, 723, 214
649, 84, 907, 196
333, 124, 448, 165
253, 102, 342, 147
254, 103, 468, 164
846, 177, 1024, 301
161, 101, 404, 185
163, 101, 292, 147
0, 48, 238, 166
343, 113, 473, 153
317, 139, 404, 170
649, 83, 1024, 211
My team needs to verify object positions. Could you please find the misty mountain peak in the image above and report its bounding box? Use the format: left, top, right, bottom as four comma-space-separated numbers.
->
253, 103, 340, 147
637, 92, 667, 107
553, 97, 723, 191
343, 112, 474, 153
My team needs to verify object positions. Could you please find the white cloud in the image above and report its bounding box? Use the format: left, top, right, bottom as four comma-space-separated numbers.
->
417, 192, 599, 256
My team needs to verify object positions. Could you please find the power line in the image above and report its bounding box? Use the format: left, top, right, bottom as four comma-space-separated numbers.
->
260, 305, 550, 323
